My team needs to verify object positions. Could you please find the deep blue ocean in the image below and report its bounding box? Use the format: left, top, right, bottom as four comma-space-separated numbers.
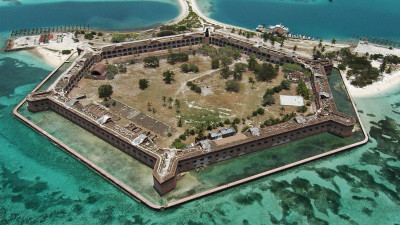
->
199, 0, 400, 41
1, 0, 400, 224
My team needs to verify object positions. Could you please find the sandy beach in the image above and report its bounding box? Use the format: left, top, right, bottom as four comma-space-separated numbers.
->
10, 33, 79, 67
340, 42, 400, 98
30, 47, 70, 67
167, 0, 189, 25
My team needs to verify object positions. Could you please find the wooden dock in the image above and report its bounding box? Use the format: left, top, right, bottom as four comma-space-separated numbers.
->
10, 24, 90, 37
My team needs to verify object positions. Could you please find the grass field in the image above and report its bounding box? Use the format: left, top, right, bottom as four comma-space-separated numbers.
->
70, 53, 312, 146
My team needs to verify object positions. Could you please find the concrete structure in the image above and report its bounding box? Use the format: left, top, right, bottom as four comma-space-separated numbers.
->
26, 29, 357, 197
280, 95, 304, 106
91, 63, 106, 75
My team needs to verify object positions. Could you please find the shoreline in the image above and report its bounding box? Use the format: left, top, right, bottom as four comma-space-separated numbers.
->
29, 47, 69, 68
342, 42, 400, 98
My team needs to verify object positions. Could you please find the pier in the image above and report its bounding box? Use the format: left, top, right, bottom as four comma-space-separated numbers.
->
352, 34, 400, 48
10, 24, 90, 37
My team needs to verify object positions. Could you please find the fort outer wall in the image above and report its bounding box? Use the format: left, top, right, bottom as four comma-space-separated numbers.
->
26, 92, 179, 195
26, 91, 355, 196
25, 30, 356, 197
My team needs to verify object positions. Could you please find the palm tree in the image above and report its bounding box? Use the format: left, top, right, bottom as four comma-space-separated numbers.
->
280, 106, 285, 116
168, 97, 173, 108
248, 77, 255, 89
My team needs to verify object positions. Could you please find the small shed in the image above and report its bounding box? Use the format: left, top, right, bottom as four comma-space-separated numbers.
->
220, 127, 236, 138
249, 127, 261, 136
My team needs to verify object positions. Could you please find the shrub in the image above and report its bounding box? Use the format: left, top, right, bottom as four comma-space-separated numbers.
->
167, 132, 172, 137
225, 80, 240, 92
157, 30, 176, 37
273, 85, 283, 93
139, 79, 149, 90
180, 64, 189, 73
143, 56, 159, 68
186, 81, 202, 93
61, 49, 71, 55
252, 111, 258, 117
179, 134, 186, 141
172, 139, 186, 149
189, 64, 199, 73
338, 63, 346, 70
98, 84, 113, 98
257, 108, 265, 115
232, 118, 240, 125
297, 106, 307, 113
181, 63, 199, 73
242, 126, 250, 133
167, 52, 189, 64
224, 119, 231, 124
84, 33, 94, 40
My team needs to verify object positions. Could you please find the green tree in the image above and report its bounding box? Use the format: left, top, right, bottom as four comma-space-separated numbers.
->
380, 60, 387, 73
220, 65, 230, 79
247, 54, 258, 71
262, 94, 275, 106
331, 38, 336, 45
293, 45, 297, 52
211, 58, 220, 69
296, 80, 310, 99
281, 79, 291, 90
139, 79, 149, 90
162, 96, 167, 107
98, 84, 113, 98
143, 56, 159, 68
162, 70, 175, 84
255, 63, 277, 81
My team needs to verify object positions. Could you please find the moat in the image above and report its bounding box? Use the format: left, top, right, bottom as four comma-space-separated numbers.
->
15, 29, 367, 209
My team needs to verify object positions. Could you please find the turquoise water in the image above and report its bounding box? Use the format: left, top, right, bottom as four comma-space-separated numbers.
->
1, 0, 400, 224
197, 0, 400, 41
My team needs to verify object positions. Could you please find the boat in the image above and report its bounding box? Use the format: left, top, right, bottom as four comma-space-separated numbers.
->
267, 24, 290, 33
256, 24, 266, 32
256, 23, 290, 34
